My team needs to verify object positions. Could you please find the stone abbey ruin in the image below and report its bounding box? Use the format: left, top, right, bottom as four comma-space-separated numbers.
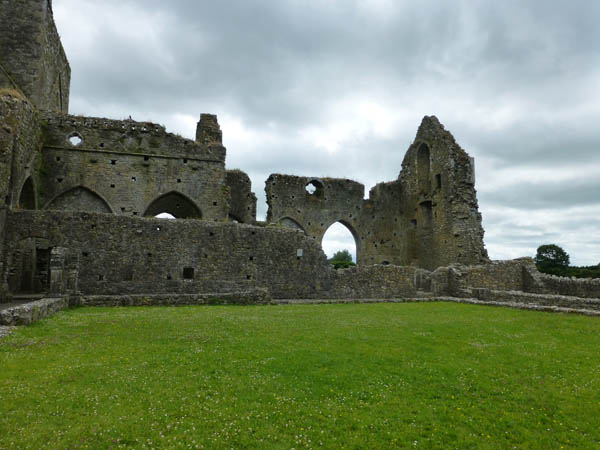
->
1, 0, 599, 324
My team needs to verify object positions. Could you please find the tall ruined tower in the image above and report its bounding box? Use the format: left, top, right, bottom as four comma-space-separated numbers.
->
397, 116, 488, 269
0, 0, 70, 112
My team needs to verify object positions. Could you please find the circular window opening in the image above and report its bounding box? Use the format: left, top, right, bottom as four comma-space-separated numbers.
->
305, 180, 324, 197
68, 133, 83, 147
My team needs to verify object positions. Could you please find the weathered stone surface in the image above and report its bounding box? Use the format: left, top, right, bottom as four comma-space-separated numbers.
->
0, 0, 70, 112
226, 169, 257, 223
38, 113, 229, 220
80, 289, 270, 307
266, 117, 489, 270
3, 210, 422, 300
0, 297, 68, 326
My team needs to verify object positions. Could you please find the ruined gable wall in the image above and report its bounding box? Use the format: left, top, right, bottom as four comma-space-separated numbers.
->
265, 118, 488, 270
398, 116, 488, 270
266, 174, 366, 262
37, 114, 229, 219
0, 0, 70, 112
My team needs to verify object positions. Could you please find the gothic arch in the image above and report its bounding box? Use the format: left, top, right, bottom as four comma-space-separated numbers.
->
17, 176, 36, 210
143, 191, 202, 219
278, 216, 306, 233
45, 186, 113, 213
321, 219, 360, 263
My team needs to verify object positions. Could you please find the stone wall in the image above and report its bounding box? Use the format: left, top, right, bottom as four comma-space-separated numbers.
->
0, 0, 70, 112
226, 169, 257, 223
0, 94, 43, 210
0, 94, 44, 300
0, 297, 69, 326
523, 265, 600, 299
470, 289, 600, 312
266, 174, 365, 261
328, 265, 417, 299
38, 113, 229, 220
3, 210, 328, 298
3, 210, 420, 300
266, 117, 489, 270
427, 258, 600, 306
452, 259, 531, 292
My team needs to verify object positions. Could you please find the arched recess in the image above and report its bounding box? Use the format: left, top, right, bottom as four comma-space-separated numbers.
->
278, 216, 306, 233
321, 220, 360, 264
417, 142, 431, 194
45, 186, 113, 214
143, 191, 202, 219
17, 176, 36, 209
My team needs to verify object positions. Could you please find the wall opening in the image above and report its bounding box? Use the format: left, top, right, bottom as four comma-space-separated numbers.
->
305, 180, 324, 197
183, 267, 194, 279
8, 239, 51, 294
17, 177, 36, 210
321, 221, 358, 263
417, 143, 431, 194
155, 213, 176, 219
144, 192, 202, 219
68, 133, 83, 147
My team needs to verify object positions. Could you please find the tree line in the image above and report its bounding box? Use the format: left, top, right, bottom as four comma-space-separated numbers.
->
535, 244, 600, 278
330, 245, 599, 279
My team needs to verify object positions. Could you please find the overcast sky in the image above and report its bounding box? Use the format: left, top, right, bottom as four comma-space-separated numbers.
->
53, 0, 600, 265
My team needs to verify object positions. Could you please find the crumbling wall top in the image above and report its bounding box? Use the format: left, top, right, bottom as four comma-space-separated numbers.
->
40, 113, 226, 162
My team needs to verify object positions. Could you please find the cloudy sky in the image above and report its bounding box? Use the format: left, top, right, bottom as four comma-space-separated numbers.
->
53, 0, 600, 265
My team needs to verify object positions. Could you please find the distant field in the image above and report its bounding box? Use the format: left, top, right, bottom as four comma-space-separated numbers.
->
1, 303, 599, 449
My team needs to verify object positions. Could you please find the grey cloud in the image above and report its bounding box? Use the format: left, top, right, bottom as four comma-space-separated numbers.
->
54, 0, 600, 264
481, 176, 600, 209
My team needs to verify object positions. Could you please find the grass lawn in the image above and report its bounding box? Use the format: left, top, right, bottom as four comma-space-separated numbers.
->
1, 302, 599, 449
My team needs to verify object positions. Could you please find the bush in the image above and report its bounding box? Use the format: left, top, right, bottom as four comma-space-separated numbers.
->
329, 249, 356, 270
535, 244, 569, 270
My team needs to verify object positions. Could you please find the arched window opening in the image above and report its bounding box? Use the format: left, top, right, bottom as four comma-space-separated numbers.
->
321, 221, 358, 266
417, 143, 431, 194
305, 179, 324, 198
144, 192, 201, 219
68, 132, 83, 147
278, 216, 306, 233
18, 177, 36, 209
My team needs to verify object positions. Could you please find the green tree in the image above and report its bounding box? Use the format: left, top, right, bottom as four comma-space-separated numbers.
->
329, 249, 355, 269
535, 244, 570, 271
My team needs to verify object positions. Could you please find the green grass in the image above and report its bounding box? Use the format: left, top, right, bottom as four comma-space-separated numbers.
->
1, 303, 599, 449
